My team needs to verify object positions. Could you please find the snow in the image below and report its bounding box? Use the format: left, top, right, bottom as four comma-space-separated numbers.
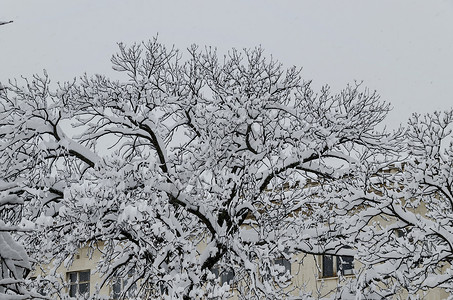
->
0, 222, 31, 278
1, 39, 453, 299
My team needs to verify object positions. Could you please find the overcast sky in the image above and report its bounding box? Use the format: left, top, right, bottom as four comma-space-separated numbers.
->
1, 1, 452, 129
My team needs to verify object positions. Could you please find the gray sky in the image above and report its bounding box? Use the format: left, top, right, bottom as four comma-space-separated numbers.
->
1, 1, 453, 129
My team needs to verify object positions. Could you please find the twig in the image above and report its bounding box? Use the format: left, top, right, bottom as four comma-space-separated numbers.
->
0, 20, 13, 26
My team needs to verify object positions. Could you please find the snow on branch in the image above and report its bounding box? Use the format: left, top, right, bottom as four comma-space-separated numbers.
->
0, 38, 425, 299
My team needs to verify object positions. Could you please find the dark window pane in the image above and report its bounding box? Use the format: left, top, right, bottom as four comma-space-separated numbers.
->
322, 255, 334, 277
79, 282, 89, 295
69, 284, 77, 297
79, 271, 90, 282
69, 273, 77, 283
210, 267, 219, 278
220, 269, 234, 284
395, 229, 405, 238
275, 257, 291, 274
112, 278, 121, 299
337, 256, 354, 275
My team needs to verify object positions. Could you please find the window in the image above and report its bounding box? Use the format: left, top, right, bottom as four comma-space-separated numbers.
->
261, 257, 291, 281
321, 255, 354, 277
67, 270, 90, 298
220, 268, 234, 285
395, 228, 405, 238
337, 255, 354, 275
274, 257, 291, 275
395, 228, 414, 242
112, 269, 137, 299
211, 267, 234, 285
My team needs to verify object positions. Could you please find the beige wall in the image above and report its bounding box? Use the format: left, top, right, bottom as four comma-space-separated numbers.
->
34, 245, 449, 299
32, 245, 111, 298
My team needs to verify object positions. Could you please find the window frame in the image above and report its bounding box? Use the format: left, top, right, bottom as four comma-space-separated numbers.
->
111, 268, 137, 299
67, 270, 90, 298
274, 256, 292, 275
337, 255, 354, 276
320, 255, 354, 278
211, 266, 235, 286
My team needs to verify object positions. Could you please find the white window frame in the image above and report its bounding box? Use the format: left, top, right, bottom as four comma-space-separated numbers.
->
67, 270, 90, 298
320, 255, 354, 278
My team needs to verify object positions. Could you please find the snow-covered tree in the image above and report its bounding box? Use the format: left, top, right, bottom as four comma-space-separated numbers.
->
352, 110, 453, 298
0, 16, 44, 300
0, 39, 401, 299
0, 181, 32, 299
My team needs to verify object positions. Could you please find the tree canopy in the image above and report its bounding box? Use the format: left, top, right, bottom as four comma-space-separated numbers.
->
1, 39, 451, 299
